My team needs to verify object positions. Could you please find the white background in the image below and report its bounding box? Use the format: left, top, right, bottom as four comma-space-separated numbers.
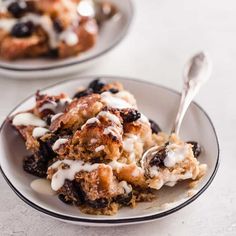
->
0, 0, 235, 235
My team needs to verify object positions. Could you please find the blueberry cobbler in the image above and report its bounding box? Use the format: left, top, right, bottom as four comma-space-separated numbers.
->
0, 0, 116, 60
11, 79, 207, 215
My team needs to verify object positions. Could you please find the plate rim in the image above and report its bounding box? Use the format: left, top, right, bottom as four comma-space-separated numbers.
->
0, 75, 220, 225
0, 0, 134, 72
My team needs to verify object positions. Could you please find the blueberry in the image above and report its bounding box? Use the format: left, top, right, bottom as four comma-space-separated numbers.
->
109, 88, 119, 94
187, 141, 201, 158
11, 21, 34, 38
45, 115, 52, 126
47, 49, 59, 58
59, 180, 85, 205
7, 1, 29, 18
120, 109, 141, 123
73, 88, 93, 99
149, 119, 161, 134
58, 194, 73, 205
87, 198, 109, 209
90, 156, 103, 164
88, 79, 105, 93
23, 135, 59, 177
53, 19, 63, 33
23, 155, 48, 177
114, 192, 132, 205
38, 135, 58, 161
149, 145, 167, 167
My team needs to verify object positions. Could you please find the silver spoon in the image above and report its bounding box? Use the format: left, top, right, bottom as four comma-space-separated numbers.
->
141, 51, 212, 169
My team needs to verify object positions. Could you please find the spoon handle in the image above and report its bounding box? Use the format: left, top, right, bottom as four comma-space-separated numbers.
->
171, 52, 212, 135
171, 81, 199, 135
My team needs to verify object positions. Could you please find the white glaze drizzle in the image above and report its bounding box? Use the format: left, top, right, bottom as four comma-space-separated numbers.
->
149, 166, 159, 178
114, 91, 137, 107
123, 134, 139, 153
39, 97, 71, 114
90, 138, 97, 144
138, 113, 150, 125
51, 112, 64, 122
103, 126, 121, 139
119, 181, 132, 194
164, 143, 189, 168
108, 160, 144, 176
95, 145, 105, 152
77, 0, 95, 17
59, 28, 79, 46
0, 18, 16, 31
84, 19, 98, 35
20, 13, 58, 48
123, 133, 144, 162
0, 0, 17, 12
49, 159, 105, 191
81, 117, 100, 130
48, 159, 143, 191
52, 138, 68, 151
0, 0, 15, 8
32, 127, 49, 138
98, 111, 121, 125
101, 91, 133, 109
39, 101, 58, 113
12, 113, 46, 127
59, 97, 72, 106
122, 134, 142, 162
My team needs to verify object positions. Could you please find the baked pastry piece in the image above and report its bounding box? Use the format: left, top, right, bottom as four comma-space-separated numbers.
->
0, 0, 116, 60
11, 79, 207, 215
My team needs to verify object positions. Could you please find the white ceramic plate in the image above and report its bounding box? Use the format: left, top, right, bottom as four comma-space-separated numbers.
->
0, 0, 133, 79
0, 76, 219, 226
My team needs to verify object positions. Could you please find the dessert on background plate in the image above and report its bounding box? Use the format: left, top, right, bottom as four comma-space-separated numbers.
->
0, 1, 133, 79
11, 79, 207, 215
0, 0, 117, 60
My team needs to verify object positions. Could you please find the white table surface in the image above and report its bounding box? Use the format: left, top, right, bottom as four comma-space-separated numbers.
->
0, 0, 235, 235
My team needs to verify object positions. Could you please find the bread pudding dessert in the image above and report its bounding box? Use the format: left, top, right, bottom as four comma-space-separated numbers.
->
11, 79, 207, 215
0, 0, 117, 60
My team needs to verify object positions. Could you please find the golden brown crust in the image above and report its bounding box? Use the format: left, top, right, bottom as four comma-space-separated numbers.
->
15, 125, 39, 151
58, 19, 97, 58
34, 92, 69, 117
0, 28, 48, 60
79, 202, 119, 216
66, 109, 123, 162
50, 94, 103, 132
76, 165, 122, 201
113, 163, 147, 187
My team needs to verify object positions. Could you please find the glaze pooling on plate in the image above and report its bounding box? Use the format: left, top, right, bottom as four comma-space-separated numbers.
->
10, 78, 207, 215
30, 178, 56, 195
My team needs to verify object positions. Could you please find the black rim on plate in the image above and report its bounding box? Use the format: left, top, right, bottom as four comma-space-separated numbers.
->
0, 1, 134, 72
0, 76, 220, 224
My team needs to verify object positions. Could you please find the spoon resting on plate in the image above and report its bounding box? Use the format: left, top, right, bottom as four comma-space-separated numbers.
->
141, 51, 212, 170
